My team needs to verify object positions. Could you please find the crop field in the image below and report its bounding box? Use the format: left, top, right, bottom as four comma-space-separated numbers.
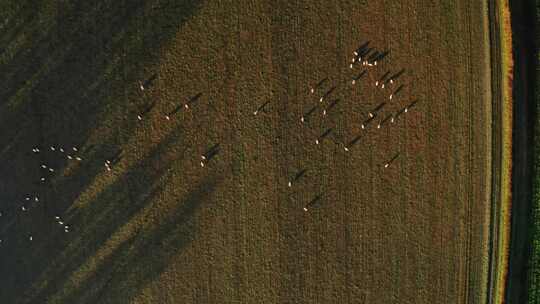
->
0, 0, 495, 303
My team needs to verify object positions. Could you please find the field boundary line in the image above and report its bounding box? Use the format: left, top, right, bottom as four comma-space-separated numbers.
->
486, 0, 514, 303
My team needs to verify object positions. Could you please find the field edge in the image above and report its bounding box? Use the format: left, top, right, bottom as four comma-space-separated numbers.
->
488, 0, 514, 303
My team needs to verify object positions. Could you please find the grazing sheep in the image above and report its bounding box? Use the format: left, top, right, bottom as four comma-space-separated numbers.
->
344, 134, 361, 151
288, 168, 307, 187
386, 68, 405, 85
165, 105, 182, 120
315, 128, 333, 145
352, 70, 367, 85
384, 153, 400, 168
361, 115, 376, 129
310, 77, 329, 94
254, 100, 270, 115
377, 114, 393, 129
323, 99, 340, 116
184, 93, 203, 110
304, 195, 322, 212
319, 86, 336, 103
368, 101, 387, 118
375, 71, 391, 87
404, 99, 419, 113
301, 104, 319, 123
389, 84, 405, 100
201, 144, 220, 167
353, 41, 370, 56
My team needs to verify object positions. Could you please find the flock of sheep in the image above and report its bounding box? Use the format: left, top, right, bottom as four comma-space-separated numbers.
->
0, 40, 419, 246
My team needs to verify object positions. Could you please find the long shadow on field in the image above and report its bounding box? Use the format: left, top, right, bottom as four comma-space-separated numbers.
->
0, 0, 203, 214
65, 175, 219, 304
5, 123, 193, 304
0, 1, 203, 298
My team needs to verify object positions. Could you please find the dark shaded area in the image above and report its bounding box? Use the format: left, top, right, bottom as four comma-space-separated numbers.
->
0, 0, 203, 302
506, 0, 537, 303
59, 175, 219, 304
6, 122, 194, 303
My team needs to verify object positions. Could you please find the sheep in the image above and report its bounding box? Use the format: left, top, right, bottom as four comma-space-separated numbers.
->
353, 41, 370, 56
184, 92, 203, 109
288, 168, 307, 187
319, 86, 336, 102
375, 71, 391, 87
368, 101, 387, 118
377, 114, 393, 129
165, 105, 182, 120
301, 104, 319, 123
384, 153, 400, 168
404, 99, 419, 113
351, 70, 367, 85
138, 101, 156, 120
344, 134, 361, 152
310, 77, 328, 94
389, 84, 404, 100
386, 68, 405, 85
303, 195, 322, 212
361, 115, 376, 129
200, 143, 220, 167
323, 99, 340, 116
253, 100, 270, 115
315, 128, 333, 145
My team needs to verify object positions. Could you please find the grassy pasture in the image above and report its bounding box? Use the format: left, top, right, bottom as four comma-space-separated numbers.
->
0, 1, 494, 303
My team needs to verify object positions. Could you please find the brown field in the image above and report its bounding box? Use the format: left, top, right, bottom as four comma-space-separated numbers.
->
0, 0, 494, 303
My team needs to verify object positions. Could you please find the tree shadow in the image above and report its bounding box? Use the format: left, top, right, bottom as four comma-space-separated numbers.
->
67, 174, 220, 304
4, 119, 193, 304
0, 0, 204, 219
0, 2, 206, 299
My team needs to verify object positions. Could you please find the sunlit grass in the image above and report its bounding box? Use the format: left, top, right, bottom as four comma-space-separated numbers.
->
493, 0, 514, 303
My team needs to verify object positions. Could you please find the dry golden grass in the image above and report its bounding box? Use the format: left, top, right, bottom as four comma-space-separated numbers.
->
496, 0, 514, 302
